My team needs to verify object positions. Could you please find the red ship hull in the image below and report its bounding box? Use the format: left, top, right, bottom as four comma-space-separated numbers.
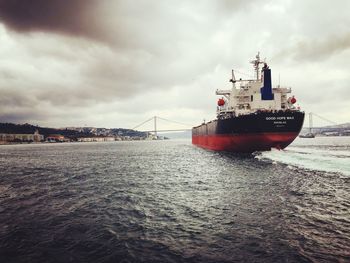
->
192, 111, 304, 152
192, 132, 299, 152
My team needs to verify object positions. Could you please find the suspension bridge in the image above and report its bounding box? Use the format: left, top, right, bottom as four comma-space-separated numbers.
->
132, 112, 347, 137
131, 116, 193, 137
306, 112, 337, 128
305, 112, 347, 135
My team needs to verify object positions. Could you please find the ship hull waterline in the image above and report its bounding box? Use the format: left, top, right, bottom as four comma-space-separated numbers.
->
192, 132, 299, 152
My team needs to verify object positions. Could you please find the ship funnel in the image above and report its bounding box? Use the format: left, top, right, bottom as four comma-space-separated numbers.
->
260, 65, 274, 100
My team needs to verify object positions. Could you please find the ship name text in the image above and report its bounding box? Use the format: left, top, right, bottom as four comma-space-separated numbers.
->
265, 116, 294, 120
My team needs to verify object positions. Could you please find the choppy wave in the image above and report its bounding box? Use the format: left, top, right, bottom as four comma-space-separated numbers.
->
256, 144, 350, 176
1, 139, 349, 262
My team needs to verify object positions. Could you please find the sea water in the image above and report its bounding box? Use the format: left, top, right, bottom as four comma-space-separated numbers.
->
0, 138, 349, 262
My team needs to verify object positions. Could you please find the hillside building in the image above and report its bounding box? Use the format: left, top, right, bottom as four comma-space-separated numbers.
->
0, 130, 44, 143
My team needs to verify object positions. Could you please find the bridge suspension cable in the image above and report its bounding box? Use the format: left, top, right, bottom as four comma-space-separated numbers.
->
311, 112, 338, 126
132, 116, 155, 130
156, 116, 193, 127
131, 116, 193, 134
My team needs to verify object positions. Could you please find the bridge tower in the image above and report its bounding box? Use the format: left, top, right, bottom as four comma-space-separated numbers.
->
154, 116, 157, 138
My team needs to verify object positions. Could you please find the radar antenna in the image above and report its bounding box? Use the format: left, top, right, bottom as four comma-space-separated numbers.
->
250, 52, 264, 81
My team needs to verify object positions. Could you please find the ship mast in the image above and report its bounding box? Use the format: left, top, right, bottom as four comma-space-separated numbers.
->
250, 52, 264, 81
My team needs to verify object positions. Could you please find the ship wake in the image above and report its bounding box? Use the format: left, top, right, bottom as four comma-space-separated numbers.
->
255, 146, 350, 176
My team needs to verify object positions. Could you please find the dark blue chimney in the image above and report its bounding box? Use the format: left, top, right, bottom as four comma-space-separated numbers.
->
260, 68, 274, 100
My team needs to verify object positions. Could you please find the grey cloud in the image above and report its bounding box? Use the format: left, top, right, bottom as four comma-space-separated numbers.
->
0, 0, 102, 39
291, 33, 350, 61
0, 0, 245, 109
213, 0, 257, 14
0, 0, 349, 127
0, 90, 37, 108
0, 0, 253, 47
0, 112, 41, 124
0, 96, 48, 124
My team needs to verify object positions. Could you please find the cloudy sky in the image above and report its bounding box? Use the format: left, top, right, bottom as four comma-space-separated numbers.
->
0, 0, 349, 130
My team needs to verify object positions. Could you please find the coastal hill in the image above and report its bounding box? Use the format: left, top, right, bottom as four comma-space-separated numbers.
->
0, 122, 91, 138
0, 122, 147, 139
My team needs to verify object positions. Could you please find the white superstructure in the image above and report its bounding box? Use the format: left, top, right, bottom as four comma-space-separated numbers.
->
216, 53, 297, 117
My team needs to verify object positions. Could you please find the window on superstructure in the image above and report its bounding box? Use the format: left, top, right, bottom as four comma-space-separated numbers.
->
251, 95, 253, 101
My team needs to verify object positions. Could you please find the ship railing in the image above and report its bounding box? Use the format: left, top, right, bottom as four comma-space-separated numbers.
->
273, 87, 291, 93
236, 79, 256, 83
236, 98, 251, 103
237, 79, 258, 87
216, 89, 231, 95
217, 108, 235, 114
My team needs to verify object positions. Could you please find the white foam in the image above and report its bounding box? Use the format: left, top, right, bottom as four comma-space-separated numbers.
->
287, 146, 350, 158
260, 147, 350, 176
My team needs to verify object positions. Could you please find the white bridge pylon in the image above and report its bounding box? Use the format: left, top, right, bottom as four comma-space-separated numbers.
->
132, 116, 193, 136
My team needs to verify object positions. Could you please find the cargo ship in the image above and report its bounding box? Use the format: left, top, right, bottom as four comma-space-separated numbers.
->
192, 53, 305, 152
